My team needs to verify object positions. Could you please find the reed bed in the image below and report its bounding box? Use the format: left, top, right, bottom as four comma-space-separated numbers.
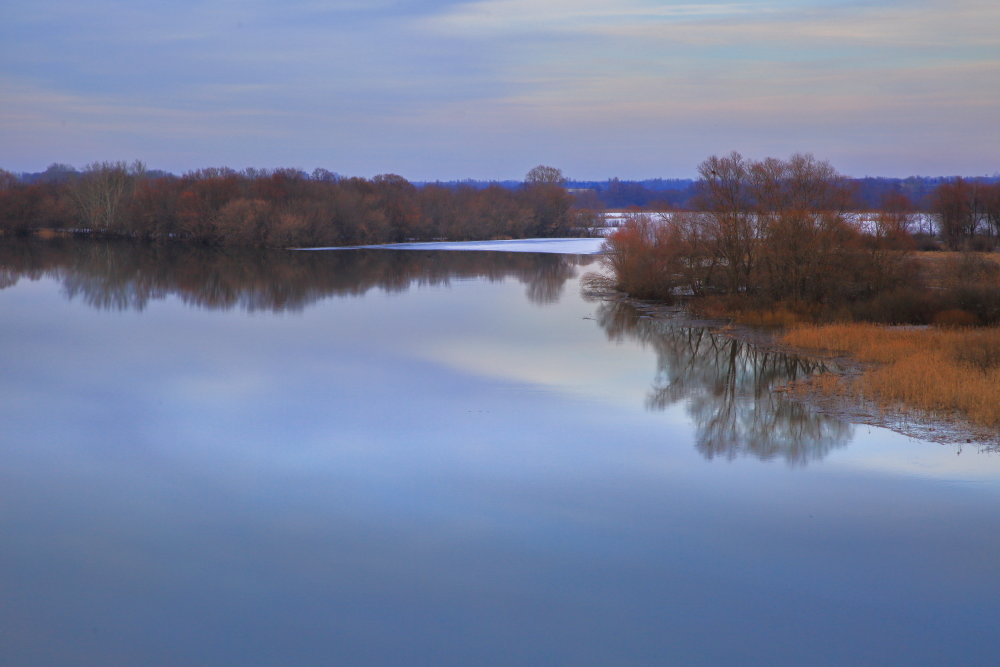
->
783, 324, 1000, 428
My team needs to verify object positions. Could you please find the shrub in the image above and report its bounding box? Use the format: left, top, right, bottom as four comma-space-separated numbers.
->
932, 309, 979, 328
912, 233, 942, 251
945, 286, 1000, 325
942, 253, 1000, 286
967, 235, 997, 252
848, 287, 941, 325
601, 215, 683, 301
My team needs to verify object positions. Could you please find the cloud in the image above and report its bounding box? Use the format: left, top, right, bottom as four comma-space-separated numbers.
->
422, 0, 1000, 47
410, 0, 1000, 160
421, 0, 767, 34
0, 78, 295, 134
1, 0, 997, 176
597, 0, 1000, 51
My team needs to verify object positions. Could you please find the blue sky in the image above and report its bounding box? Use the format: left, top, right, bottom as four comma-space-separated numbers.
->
2, 0, 997, 179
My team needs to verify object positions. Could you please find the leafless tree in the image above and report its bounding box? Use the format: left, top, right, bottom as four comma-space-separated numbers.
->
70, 160, 145, 232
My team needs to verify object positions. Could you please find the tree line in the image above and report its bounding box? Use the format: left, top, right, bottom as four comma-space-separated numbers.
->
16, 163, 998, 211
2, 157, 998, 252
0, 163, 577, 246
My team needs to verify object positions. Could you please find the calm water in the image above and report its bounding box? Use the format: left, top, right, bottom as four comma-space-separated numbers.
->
2, 239, 999, 666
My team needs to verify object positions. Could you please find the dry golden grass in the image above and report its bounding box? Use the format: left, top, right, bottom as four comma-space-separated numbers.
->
692, 298, 816, 328
730, 306, 805, 329
783, 323, 1000, 428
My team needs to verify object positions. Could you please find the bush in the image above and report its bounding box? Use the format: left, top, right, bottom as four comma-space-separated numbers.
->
932, 309, 979, 328
912, 233, 942, 251
942, 253, 1000, 286
848, 287, 941, 325
944, 286, 1000, 325
966, 235, 997, 252
601, 215, 683, 301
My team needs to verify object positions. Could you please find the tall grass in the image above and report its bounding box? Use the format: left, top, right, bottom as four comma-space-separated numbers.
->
783, 324, 1000, 427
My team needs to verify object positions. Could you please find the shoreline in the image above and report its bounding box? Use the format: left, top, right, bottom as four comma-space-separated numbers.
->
588, 281, 1000, 450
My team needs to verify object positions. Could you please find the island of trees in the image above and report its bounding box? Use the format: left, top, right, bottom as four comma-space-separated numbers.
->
600, 152, 1000, 432
602, 152, 1000, 322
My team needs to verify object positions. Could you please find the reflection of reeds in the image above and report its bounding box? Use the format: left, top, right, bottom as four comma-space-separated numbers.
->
784, 324, 1000, 427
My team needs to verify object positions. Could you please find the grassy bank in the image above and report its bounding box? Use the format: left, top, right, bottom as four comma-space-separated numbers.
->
603, 233, 1000, 431
782, 324, 1000, 429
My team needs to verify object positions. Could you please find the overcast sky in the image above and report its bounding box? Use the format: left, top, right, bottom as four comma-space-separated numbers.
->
2, 0, 998, 180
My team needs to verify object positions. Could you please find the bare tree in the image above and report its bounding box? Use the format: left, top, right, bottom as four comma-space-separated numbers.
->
983, 183, 1000, 243
695, 152, 760, 294
525, 165, 565, 185
682, 153, 856, 302
932, 178, 981, 250
523, 165, 572, 236
70, 160, 145, 233
0, 169, 17, 191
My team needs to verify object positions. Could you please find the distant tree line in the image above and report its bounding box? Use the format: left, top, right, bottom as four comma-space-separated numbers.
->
0, 163, 577, 246
2, 159, 999, 250
565, 174, 1000, 212
11, 162, 999, 212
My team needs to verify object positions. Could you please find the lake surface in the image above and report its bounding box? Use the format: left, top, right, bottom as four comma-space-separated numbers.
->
2, 238, 999, 666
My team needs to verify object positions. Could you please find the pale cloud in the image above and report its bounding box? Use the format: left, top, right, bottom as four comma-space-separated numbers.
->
600, 0, 1000, 51
414, 0, 1000, 116
0, 79, 294, 135
1, 0, 997, 176
0, 77, 310, 171
421, 0, 760, 34
403, 0, 1000, 176
424, 0, 1000, 49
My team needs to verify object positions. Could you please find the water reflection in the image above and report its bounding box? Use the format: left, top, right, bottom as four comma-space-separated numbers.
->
2, 238, 849, 464
595, 300, 852, 465
0, 238, 593, 311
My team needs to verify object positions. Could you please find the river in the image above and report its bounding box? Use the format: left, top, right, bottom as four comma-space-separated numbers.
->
1, 238, 998, 665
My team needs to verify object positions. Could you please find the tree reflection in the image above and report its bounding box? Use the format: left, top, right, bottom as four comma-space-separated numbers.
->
0, 239, 594, 312
596, 300, 852, 465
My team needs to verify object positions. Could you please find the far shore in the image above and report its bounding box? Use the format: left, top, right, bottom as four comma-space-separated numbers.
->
292, 237, 607, 254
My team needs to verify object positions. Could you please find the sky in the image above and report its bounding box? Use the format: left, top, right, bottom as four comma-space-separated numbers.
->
2, 0, 998, 180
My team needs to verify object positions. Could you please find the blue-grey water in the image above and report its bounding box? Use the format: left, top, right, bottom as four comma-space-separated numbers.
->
1, 239, 998, 666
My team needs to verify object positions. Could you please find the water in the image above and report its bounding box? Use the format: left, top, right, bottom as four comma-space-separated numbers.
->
1, 239, 998, 666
